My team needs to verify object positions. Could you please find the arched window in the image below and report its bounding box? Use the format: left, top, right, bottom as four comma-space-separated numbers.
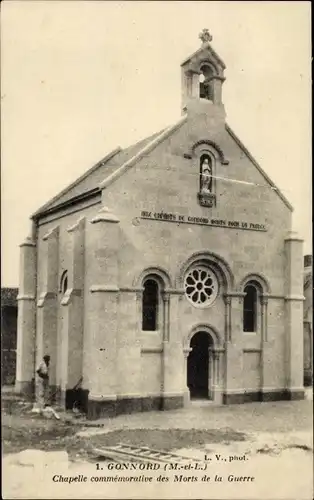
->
243, 284, 257, 332
142, 279, 159, 331
60, 270, 68, 295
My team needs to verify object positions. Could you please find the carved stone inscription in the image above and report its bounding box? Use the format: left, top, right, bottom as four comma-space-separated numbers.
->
140, 211, 267, 232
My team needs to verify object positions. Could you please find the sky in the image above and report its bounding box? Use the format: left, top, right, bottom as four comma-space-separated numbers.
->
1, 1, 311, 287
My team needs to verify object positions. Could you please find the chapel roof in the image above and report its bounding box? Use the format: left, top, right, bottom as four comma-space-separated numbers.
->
32, 128, 165, 217
32, 118, 293, 219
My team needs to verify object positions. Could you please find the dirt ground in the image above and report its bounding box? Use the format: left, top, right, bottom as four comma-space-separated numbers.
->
2, 392, 313, 459
2, 401, 247, 461
2, 392, 313, 499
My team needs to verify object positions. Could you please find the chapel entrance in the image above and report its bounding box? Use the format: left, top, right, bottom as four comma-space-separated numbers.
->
187, 331, 214, 399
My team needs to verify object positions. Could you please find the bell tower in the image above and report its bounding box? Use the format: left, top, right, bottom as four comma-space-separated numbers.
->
181, 29, 226, 114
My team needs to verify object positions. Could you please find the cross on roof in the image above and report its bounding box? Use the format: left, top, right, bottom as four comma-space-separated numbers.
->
199, 29, 213, 44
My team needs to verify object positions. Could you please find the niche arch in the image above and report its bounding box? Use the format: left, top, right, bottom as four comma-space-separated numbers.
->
185, 139, 229, 165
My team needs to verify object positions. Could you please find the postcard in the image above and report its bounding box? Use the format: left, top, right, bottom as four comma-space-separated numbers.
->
2, 1, 312, 499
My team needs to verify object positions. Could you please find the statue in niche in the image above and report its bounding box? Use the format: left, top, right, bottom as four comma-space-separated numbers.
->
200, 156, 213, 194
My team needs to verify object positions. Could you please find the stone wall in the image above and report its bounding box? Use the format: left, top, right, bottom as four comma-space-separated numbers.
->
98, 112, 293, 406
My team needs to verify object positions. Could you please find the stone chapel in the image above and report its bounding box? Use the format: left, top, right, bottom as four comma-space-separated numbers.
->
16, 30, 305, 419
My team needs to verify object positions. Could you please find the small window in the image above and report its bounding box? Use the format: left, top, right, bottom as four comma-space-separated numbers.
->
60, 270, 68, 295
243, 284, 257, 332
142, 279, 159, 331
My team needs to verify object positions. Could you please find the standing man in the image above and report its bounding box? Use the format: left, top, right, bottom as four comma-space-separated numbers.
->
36, 355, 50, 410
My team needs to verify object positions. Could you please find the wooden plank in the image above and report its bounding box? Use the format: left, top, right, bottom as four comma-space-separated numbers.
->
92, 447, 173, 464
92, 443, 202, 464
117, 443, 202, 462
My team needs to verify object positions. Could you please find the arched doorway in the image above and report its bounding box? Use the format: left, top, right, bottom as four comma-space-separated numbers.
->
187, 331, 214, 399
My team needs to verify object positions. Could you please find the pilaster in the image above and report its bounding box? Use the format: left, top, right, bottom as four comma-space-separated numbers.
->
223, 293, 245, 404
15, 236, 37, 395
36, 226, 59, 389
86, 206, 120, 418
161, 341, 184, 410
260, 296, 275, 398
181, 70, 200, 112
116, 289, 142, 413
211, 76, 225, 105
284, 232, 304, 399
59, 217, 85, 408
160, 292, 185, 410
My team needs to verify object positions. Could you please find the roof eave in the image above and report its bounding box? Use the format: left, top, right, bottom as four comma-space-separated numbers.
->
181, 43, 226, 70
31, 147, 121, 219
32, 187, 101, 222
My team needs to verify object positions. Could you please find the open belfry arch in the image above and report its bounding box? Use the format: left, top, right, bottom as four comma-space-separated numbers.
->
16, 30, 304, 418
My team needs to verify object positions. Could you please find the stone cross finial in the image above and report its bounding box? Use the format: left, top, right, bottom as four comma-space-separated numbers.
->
199, 28, 213, 44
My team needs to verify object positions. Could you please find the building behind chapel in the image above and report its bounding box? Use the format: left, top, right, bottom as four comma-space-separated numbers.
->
16, 30, 305, 418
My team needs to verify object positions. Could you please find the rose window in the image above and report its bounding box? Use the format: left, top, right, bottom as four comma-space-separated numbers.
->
184, 266, 218, 307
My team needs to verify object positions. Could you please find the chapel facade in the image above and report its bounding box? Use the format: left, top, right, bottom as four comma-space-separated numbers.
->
16, 30, 305, 418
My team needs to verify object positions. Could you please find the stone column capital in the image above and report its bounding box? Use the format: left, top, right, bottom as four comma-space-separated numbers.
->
135, 289, 144, 300
223, 295, 232, 306
183, 347, 192, 359
224, 292, 246, 304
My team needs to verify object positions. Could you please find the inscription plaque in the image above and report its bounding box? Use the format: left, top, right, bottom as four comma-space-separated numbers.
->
140, 211, 267, 232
